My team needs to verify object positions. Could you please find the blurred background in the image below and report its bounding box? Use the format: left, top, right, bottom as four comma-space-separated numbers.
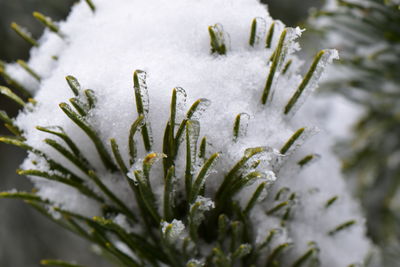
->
0, 1, 106, 266
0, 0, 322, 266
262, 0, 323, 26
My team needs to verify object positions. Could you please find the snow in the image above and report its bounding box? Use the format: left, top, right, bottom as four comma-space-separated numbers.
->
191, 196, 215, 211
161, 219, 185, 242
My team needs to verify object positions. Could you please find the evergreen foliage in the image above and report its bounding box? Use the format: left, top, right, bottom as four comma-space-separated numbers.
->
312, 0, 400, 249
0, 0, 373, 266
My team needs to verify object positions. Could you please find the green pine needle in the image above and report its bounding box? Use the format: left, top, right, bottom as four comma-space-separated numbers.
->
33, 11, 64, 38
40, 259, 87, 267
284, 50, 325, 115
261, 28, 287, 104
11, 22, 38, 47
0, 85, 26, 107
85, 0, 96, 12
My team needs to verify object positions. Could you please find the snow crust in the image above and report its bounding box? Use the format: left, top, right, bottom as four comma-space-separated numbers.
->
8, 0, 372, 265
161, 219, 185, 242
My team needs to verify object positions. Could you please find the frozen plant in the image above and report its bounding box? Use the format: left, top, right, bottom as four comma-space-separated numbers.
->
0, 0, 373, 266
311, 0, 400, 261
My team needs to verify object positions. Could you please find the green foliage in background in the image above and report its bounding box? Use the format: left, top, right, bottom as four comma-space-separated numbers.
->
312, 0, 400, 263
